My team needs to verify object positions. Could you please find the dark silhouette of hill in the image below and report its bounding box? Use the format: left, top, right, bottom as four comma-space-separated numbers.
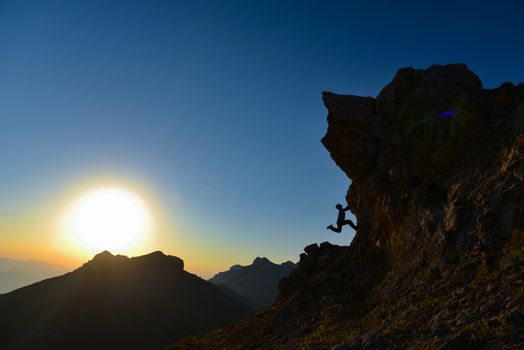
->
172, 64, 524, 349
209, 257, 296, 309
0, 257, 70, 293
0, 250, 253, 350
213, 283, 261, 311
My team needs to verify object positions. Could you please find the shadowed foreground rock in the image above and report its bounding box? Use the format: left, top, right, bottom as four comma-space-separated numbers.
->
171, 64, 524, 349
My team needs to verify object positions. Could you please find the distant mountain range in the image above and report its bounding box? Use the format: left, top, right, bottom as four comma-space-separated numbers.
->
209, 257, 296, 308
0, 251, 253, 350
0, 257, 71, 294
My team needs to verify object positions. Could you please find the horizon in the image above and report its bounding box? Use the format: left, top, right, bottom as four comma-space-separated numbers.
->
1, 0, 523, 279
0, 249, 297, 281
0, 250, 298, 284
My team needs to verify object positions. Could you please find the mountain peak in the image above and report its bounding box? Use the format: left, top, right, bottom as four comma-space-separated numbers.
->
229, 264, 242, 272
81, 250, 127, 270
81, 251, 184, 271
94, 250, 114, 259
252, 257, 272, 266
132, 251, 184, 270
137, 250, 166, 260
90, 250, 117, 263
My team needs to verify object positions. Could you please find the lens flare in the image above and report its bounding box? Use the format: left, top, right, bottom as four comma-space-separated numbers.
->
438, 110, 457, 118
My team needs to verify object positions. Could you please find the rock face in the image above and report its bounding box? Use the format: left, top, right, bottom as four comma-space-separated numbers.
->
172, 64, 524, 349
0, 251, 253, 350
209, 257, 296, 309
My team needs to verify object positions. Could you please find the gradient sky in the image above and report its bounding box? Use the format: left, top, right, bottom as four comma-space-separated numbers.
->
1, 0, 523, 277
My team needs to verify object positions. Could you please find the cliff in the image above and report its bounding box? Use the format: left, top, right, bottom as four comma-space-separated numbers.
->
172, 64, 524, 349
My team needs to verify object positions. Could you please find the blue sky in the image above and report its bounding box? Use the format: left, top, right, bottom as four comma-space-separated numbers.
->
1, 0, 523, 274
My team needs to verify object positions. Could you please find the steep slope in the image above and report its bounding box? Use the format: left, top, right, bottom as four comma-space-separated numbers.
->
172, 64, 524, 349
209, 257, 296, 308
0, 251, 253, 350
0, 258, 71, 293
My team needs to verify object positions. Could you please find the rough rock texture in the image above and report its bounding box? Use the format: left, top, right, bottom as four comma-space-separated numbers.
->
171, 64, 524, 349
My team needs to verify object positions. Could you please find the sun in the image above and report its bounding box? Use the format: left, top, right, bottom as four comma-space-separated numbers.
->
66, 187, 152, 253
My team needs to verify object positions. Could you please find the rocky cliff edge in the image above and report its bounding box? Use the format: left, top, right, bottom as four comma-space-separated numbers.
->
172, 64, 524, 350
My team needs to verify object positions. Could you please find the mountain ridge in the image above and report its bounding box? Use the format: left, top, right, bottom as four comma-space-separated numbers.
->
0, 250, 253, 350
209, 256, 296, 309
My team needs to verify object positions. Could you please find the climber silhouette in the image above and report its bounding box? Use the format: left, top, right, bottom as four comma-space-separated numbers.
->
327, 204, 357, 233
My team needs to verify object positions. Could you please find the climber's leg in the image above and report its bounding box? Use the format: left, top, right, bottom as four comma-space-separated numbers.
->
327, 224, 342, 233
343, 219, 358, 230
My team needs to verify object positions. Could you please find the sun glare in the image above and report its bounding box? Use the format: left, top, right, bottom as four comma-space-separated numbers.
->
65, 187, 151, 253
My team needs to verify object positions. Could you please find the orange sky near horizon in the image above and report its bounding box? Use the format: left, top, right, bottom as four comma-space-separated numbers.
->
0, 176, 295, 279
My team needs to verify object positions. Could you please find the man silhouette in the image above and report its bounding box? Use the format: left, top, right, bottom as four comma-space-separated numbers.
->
327, 203, 357, 233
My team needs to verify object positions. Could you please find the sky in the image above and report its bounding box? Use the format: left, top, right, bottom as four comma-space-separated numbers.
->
1, 0, 523, 278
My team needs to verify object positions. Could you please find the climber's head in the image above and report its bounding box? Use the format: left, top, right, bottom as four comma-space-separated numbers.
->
336, 204, 343, 209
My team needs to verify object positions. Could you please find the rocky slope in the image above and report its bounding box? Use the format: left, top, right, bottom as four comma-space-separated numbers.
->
172, 64, 524, 349
0, 251, 253, 349
210, 257, 296, 309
